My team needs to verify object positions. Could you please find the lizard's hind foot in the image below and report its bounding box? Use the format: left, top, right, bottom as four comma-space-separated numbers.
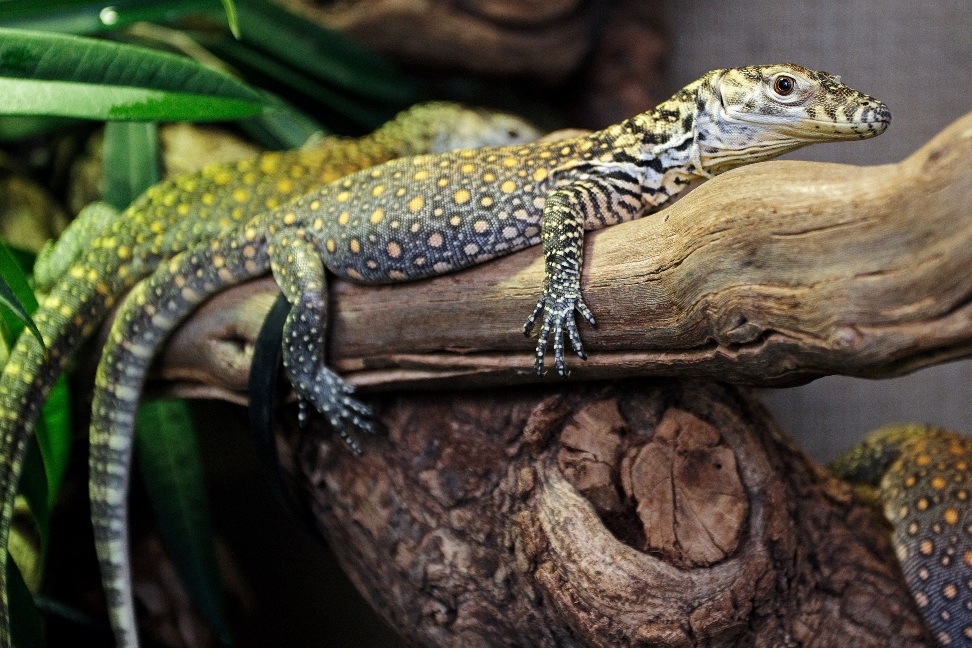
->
293, 371, 376, 456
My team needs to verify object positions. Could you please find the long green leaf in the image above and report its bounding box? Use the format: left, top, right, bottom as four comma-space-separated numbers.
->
0, 242, 70, 544
234, 0, 418, 105
36, 377, 70, 512
201, 36, 393, 130
0, 28, 275, 121
0, 274, 41, 351
0, 116, 77, 142
0, 242, 43, 351
238, 106, 325, 150
220, 0, 241, 39
103, 121, 160, 210
136, 400, 232, 645
7, 559, 43, 648
0, 0, 214, 35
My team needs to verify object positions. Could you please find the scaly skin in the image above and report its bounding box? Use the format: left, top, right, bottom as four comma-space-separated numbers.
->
831, 425, 972, 647
0, 102, 540, 648
33, 104, 540, 291
85, 64, 890, 647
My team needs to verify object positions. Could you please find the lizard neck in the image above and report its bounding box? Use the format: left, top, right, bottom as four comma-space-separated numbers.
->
594, 74, 717, 209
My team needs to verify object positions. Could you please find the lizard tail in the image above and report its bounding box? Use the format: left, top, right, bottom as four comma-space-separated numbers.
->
90, 231, 272, 648
0, 270, 133, 647
831, 425, 972, 645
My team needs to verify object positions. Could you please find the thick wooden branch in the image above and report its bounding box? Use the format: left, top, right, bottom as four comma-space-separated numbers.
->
283, 381, 933, 647
153, 111, 972, 402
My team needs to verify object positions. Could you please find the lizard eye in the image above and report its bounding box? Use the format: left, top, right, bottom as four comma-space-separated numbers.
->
773, 75, 796, 96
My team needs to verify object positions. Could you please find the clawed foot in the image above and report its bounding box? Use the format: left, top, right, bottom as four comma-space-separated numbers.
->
295, 371, 376, 456
523, 290, 596, 377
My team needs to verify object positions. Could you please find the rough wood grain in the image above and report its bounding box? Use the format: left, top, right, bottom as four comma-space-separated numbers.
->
283, 380, 934, 647
152, 111, 972, 403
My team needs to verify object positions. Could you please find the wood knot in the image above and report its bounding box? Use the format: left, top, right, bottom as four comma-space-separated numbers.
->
717, 310, 764, 345
622, 408, 748, 567
555, 398, 749, 567
556, 398, 626, 512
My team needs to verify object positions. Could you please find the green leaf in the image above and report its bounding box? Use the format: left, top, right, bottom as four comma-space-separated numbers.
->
220, 0, 241, 39
36, 377, 70, 512
0, 242, 43, 351
200, 36, 394, 130
0, 115, 78, 142
102, 121, 160, 210
238, 99, 326, 150
7, 559, 43, 648
234, 0, 418, 105
0, 0, 214, 35
0, 28, 275, 121
136, 400, 232, 645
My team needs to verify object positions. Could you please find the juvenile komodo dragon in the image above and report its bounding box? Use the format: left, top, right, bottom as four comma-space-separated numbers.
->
0, 102, 541, 647
77, 63, 893, 647
832, 425, 972, 646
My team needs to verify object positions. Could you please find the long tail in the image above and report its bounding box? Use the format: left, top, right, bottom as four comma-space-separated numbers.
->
830, 425, 972, 645
90, 229, 271, 648
0, 266, 136, 647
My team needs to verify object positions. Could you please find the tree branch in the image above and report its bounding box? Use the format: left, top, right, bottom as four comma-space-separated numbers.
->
149, 111, 972, 402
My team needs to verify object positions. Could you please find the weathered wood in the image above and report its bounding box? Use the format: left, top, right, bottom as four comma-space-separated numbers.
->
284, 380, 933, 647
152, 111, 972, 403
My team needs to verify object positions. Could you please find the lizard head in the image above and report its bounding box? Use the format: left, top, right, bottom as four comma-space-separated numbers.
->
697, 64, 890, 173
379, 102, 542, 155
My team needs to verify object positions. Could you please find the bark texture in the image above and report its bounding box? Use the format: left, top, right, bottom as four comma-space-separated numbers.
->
283, 380, 934, 647
153, 111, 972, 402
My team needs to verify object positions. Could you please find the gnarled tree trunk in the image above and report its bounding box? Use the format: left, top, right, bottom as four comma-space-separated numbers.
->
284, 380, 932, 646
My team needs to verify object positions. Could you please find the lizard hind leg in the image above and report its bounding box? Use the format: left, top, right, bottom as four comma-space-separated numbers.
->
268, 234, 374, 455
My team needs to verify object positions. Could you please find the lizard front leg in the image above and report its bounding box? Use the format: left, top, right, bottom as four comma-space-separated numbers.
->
523, 183, 600, 377
268, 232, 374, 454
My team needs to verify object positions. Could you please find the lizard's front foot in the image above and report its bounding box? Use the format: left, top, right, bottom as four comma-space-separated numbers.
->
523, 288, 596, 377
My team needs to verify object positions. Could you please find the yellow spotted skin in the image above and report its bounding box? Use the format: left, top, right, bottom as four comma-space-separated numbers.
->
0, 102, 540, 648
831, 425, 972, 646
79, 64, 893, 648
33, 103, 541, 292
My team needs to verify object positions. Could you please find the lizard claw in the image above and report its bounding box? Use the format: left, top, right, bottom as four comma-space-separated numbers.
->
526, 291, 595, 377
523, 294, 545, 336
296, 370, 377, 455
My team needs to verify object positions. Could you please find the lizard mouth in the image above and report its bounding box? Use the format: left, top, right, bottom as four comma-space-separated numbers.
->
793, 101, 891, 140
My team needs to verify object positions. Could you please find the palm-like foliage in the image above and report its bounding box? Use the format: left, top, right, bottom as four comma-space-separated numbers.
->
0, 3, 417, 643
